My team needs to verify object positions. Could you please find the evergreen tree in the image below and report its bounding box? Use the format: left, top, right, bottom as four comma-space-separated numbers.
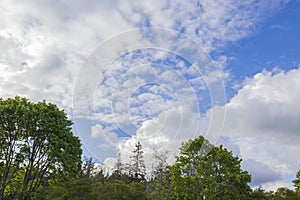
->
113, 153, 123, 177
149, 150, 172, 200
130, 141, 146, 181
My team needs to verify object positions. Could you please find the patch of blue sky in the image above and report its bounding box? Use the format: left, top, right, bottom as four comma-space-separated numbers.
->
212, 1, 300, 100
72, 118, 114, 162
114, 127, 134, 138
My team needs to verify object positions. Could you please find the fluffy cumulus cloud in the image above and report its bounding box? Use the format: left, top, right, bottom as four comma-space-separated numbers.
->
223, 68, 300, 143
219, 67, 300, 190
103, 106, 209, 174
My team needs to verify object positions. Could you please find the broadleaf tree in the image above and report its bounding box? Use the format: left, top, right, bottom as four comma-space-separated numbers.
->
293, 170, 300, 193
293, 168, 300, 192
0, 97, 82, 199
171, 136, 252, 200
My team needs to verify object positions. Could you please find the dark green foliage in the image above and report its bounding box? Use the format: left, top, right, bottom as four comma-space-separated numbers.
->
147, 150, 172, 200
250, 187, 300, 200
148, 167, 172, 200
273, 187, 300, 200
98, 181, 148, 200
250, 186, 273, 199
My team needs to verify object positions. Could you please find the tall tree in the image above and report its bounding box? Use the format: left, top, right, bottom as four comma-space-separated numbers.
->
171, 136, 252, 200
109, 152, 133, 183
113, 153, 123, 178
149, 150, 172, 200
130, 141, 146, 181
0, 97, 82, 199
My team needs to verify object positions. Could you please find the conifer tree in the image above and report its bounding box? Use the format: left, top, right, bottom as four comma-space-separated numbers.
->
130, 141, 146, 181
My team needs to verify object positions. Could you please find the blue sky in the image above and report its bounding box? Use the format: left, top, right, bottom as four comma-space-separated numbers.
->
1, 0, 300, 191
231, 2, 299, 71
213, 1, 300, 100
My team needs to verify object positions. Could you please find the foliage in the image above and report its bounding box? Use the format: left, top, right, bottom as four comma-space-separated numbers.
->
272, 187, 300, 200
250, 186, 300, 200
293, 169, 300, 192
250, 186, 272, 199
171, 136, 252, 200
0, 97, 82, 199
98, 180, 148, 200
148, 150, 172, 200
148, 167, 172, 200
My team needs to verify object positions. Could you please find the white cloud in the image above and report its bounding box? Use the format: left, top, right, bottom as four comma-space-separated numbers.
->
103, 106, 208, 172
0, 0, 132, 111
0, 0, 286, 115
88, 47, 211, 137
223, 68, 300, 144
217, 67, 300, 190
242, 159, 283, 186
118, 0, 287, 51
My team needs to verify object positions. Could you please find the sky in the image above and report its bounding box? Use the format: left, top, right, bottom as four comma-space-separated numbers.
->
0, 0, 300, 191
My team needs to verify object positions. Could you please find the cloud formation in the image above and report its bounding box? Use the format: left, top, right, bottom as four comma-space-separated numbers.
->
103, 67, 300, 191
221, 67, 300, 189
223, 68, 300, 143
0, 0, 287, 109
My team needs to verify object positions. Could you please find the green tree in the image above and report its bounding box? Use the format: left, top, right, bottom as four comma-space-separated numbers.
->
148, 150, 172, 200
171, 136, 252, 200
272, 187, 299, 200
250, 186, 272, 200
98, 180, 148, 200
40, 157, 106, 200
130, 141, 146, 181
0, 97, 29, 199
111, 153, 123, 180
0, 97, 82, 199
293, 169, 300, 192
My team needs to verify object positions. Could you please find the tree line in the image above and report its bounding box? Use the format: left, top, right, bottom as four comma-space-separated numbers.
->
0, 97, 299, 199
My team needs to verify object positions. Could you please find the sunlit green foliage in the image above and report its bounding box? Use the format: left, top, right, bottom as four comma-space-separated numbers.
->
171, 136, 252, 200
0, 97, 82, 199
